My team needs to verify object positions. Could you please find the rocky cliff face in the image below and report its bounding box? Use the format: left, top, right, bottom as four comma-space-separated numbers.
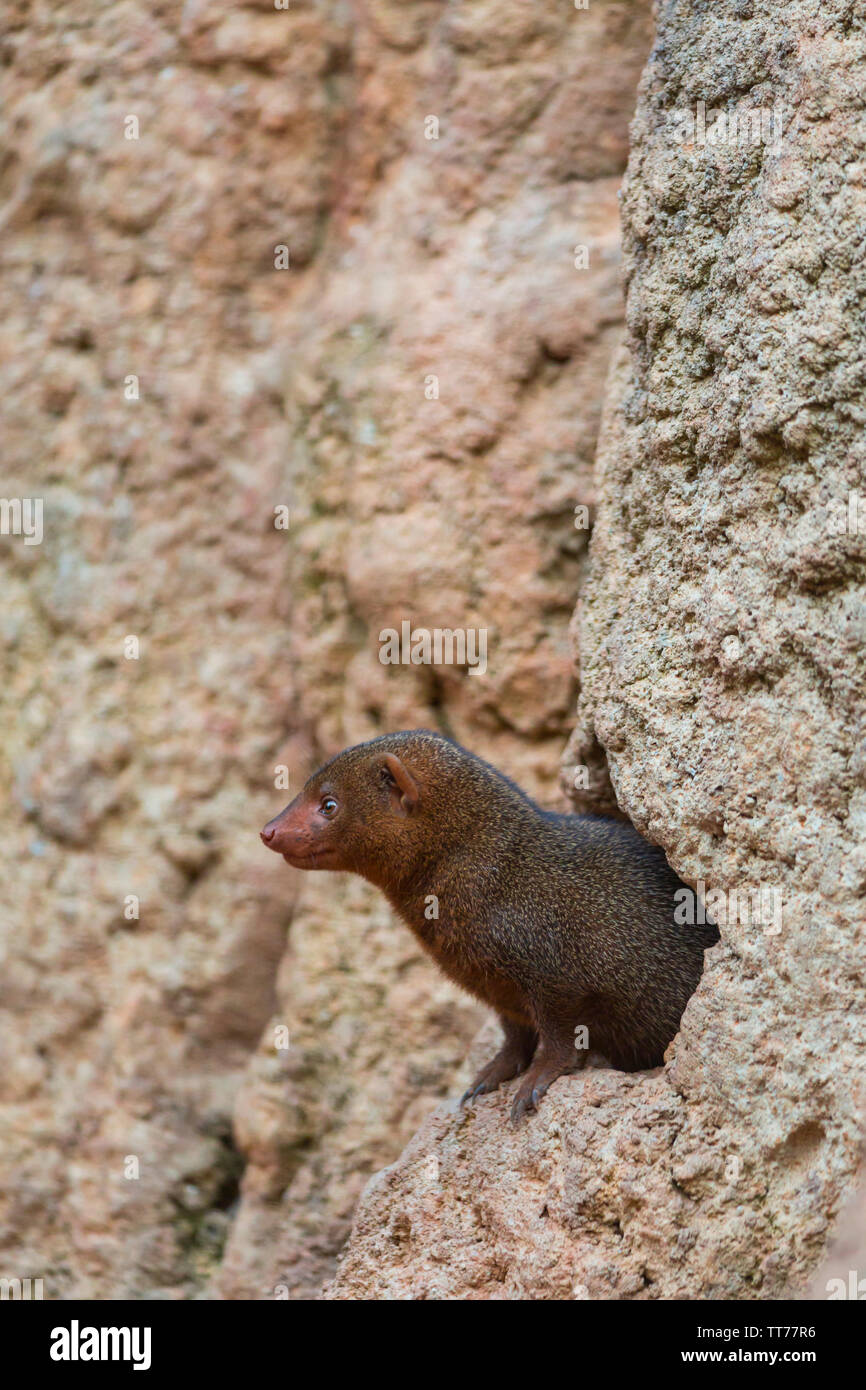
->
0, 0, 336, 1298
327, 0, 866, 1299
0, 1, 652, 1298
4, 0, 861, 1303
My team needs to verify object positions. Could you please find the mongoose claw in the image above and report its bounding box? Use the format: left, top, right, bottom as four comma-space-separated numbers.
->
510, 1091, 534, 1123
510, 1080, 549, 1123
461, 1041, 534, 1106
460, 1083, 488, 1106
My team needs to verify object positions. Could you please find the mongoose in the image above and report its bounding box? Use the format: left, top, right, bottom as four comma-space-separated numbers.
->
261, 730, 718, 1122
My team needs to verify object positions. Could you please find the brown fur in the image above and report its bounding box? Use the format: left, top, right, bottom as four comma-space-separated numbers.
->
261, 731, 719, 1121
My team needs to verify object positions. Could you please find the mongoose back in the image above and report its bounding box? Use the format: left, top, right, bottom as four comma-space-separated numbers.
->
261, 730, 718, 1121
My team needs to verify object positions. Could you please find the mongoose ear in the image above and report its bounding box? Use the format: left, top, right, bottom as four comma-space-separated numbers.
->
383, 753, 419, 814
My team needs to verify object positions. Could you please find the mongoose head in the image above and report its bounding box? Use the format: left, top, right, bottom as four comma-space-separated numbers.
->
260, 731, 452, 884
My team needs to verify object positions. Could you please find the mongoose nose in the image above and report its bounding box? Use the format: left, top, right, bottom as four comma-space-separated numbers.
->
261, 826, 276, 844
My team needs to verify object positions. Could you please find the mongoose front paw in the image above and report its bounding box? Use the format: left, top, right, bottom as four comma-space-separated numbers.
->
510, 1079, 550, 1123
510, 1055, 579, 1123
461, 1045, 533, 1105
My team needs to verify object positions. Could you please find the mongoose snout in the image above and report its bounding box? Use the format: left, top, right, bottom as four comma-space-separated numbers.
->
261, 799, 340, 868
261, 730, 719, 1122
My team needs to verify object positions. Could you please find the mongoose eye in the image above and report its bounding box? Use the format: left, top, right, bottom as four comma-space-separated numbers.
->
320, 797, 338, 818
